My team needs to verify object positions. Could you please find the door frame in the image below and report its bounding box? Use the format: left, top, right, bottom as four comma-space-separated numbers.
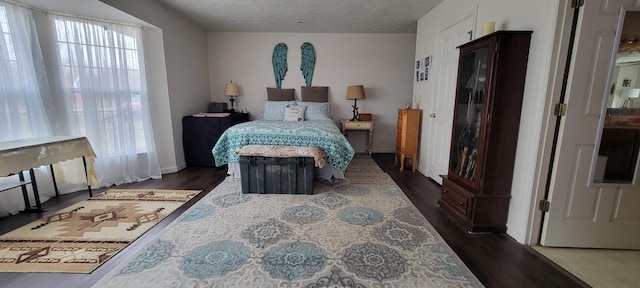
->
525, 0, 576, 246
526, 0, 640, 247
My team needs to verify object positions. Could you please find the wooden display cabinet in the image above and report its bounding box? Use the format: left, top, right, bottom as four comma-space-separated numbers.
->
439, 31, 532, 233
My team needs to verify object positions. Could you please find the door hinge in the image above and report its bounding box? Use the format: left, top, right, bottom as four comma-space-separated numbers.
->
571, 0, 584, 8
554, 103, 567, 117
539, 199, 550, 212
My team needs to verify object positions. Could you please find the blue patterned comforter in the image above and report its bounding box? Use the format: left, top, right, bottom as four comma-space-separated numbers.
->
213, 120, 355, 171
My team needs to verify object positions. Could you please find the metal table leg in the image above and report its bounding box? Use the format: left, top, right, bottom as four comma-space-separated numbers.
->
82, 156, 93, 197
29, 168, 42, 211
50, 164, 60, 197
18, 171, 30, 208
22, 169, 45, 213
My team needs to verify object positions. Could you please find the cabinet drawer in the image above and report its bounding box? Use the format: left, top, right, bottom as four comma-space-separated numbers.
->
442, 179, 472, 216
344, 121, 372, 130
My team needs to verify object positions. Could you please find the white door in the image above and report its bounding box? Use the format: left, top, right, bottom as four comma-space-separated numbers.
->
426, 15, 475, 184
541, 1, 640, 249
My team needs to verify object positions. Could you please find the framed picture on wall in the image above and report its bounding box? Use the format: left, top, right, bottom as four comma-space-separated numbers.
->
415, 55, 432, 82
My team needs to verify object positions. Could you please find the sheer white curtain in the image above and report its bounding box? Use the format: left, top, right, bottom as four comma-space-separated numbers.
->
0, 3, 54, 217
50, 15, 161, 187
0, 6, 163, 217
0, 3, 51, 140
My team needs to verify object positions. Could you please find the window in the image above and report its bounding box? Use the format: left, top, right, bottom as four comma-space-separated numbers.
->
0, 2, 160, 195
53, 16, 149, 155
0, 4, 51, 140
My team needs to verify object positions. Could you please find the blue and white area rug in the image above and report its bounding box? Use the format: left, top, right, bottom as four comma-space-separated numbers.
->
93, 156, 483, 287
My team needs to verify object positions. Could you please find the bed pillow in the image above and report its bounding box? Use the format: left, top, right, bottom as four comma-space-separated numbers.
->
263, 101, 296, 120
301, 86, 329, 102
267, 88, 295, 101
297, 101, 331, 120
283, 105, 307, 122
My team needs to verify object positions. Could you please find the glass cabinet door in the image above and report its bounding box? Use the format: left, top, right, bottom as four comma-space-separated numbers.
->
449, 46, 489, 186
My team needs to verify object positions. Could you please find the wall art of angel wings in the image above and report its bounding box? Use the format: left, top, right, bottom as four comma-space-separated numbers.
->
272, 43, 288, 89
300, 42, 315, 87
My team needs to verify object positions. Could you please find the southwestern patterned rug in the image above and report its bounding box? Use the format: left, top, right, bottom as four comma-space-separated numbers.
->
0, 189, 201, 273
94, 156, 483, 287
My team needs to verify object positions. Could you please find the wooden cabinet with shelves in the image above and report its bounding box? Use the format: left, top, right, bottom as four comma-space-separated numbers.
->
395, 109, 421, 172
439, 31, 532, 233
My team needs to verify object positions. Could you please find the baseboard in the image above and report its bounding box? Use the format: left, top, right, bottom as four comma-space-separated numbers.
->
161, 163, 183, 174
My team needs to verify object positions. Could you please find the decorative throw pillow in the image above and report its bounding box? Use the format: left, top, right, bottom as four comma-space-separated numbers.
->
263, 101, 296, 120
283, 105, 307, 122
301, 86, 329, 102
267, 88, 295, 101
296, 101, 331, 120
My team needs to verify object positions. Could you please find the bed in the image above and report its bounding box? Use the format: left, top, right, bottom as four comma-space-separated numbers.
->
212, 87, 355, 180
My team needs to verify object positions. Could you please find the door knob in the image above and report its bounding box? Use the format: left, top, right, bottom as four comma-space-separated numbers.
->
429, 113, 437, 118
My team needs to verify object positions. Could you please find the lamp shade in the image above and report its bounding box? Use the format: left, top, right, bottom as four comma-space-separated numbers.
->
346, 85, 366, 100
622, 88, 640, 99
224, 82, 240, 97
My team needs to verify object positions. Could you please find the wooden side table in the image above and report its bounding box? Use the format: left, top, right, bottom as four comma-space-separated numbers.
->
340, 120, 374, 154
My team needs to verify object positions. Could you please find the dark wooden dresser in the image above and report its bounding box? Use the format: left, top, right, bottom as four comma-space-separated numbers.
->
182, 113, 249, 167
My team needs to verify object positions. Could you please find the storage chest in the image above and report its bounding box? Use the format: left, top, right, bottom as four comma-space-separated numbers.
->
239, 156, 314, 194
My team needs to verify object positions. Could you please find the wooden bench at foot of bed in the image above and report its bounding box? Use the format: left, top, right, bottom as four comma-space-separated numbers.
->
236, 145, 326, 195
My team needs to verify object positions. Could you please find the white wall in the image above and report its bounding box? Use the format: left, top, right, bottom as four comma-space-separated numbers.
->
208, 33, 416, 153
414, 0, 561, 243
101, 0, 211, 173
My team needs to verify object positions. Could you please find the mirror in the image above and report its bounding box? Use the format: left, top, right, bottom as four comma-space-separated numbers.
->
593, 8, 640, 184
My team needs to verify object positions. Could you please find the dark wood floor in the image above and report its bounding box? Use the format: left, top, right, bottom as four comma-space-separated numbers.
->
0, 154, 588, 288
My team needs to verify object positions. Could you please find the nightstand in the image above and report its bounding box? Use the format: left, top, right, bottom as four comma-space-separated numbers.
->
340, 120, 374, 154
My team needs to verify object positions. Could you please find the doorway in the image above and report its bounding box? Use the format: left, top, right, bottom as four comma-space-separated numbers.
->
534, 246, 640, 287
425, 14, 475, 184
536, 0, 640, 250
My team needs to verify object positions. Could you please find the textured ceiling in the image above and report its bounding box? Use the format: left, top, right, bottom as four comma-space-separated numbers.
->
157, 0, 444, 33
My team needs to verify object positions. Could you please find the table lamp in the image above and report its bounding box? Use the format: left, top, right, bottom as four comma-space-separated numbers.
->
346, 85, 366, 121
224, 81, 240, 112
